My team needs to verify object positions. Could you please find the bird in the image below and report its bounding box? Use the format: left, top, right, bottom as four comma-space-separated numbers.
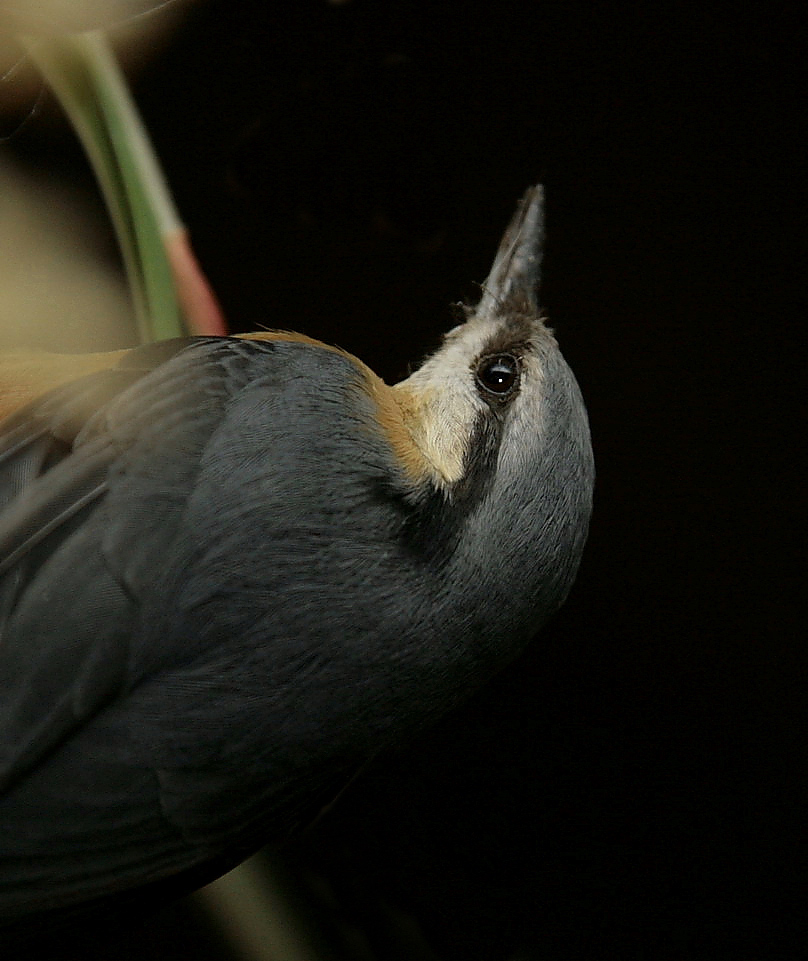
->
0, 186, 594, 932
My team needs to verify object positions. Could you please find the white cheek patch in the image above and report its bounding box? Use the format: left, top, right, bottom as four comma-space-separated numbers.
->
390, 311, 555, 493
392, 316, 507, 488
392, 378, 483, 488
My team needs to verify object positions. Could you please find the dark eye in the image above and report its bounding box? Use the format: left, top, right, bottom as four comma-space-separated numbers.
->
475, 354, 520, 398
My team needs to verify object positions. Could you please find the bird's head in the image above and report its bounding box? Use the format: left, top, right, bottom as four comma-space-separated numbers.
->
391, 185, 592, 588
393, 186, 554, 489
341, 186, 596, 662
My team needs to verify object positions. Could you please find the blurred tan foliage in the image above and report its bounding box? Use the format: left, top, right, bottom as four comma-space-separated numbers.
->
0, 159, 134, 350
0, 0, 195, 351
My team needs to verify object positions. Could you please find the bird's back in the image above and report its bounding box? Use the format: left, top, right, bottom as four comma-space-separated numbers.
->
0, 337, 395, 920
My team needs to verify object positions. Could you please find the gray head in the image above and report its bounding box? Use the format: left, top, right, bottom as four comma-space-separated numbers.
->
388, 187, 595, 652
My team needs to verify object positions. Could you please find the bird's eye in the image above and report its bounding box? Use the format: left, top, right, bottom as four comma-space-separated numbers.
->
475, 354, 520, 398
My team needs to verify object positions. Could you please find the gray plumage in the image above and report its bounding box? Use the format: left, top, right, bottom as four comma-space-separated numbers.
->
0, 187, 594, 927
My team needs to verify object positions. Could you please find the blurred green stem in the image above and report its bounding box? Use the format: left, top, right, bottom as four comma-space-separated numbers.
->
20, 30, 186, 343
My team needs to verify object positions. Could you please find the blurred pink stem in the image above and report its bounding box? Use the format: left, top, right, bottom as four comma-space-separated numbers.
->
165, 229, 228, 336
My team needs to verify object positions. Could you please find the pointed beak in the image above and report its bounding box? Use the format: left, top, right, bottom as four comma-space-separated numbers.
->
476, 186, 545, 317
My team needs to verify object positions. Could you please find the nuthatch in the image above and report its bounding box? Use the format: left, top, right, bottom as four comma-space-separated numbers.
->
0, 187, 594, 928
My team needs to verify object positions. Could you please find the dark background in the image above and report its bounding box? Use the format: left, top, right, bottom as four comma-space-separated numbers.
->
4, 1, 803, 958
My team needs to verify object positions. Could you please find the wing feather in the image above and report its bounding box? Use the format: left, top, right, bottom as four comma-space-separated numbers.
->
0, 337, 266, 791
0, 334, 365, 925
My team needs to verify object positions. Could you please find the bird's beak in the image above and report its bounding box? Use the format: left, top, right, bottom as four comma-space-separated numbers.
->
475, 185, 544, 317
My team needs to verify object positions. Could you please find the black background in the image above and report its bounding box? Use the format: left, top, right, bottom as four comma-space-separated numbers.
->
4, 1, 803, 957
